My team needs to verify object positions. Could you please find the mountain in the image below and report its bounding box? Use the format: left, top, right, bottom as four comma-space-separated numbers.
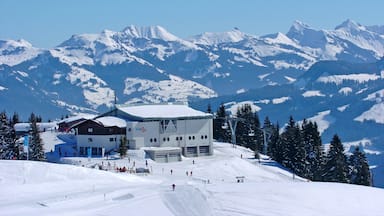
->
2, 20, 384, 120
192, 58, 384, 187
1, 20, 384, 185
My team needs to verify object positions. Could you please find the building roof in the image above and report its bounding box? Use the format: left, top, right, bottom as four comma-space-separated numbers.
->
57, 114, 96, 124
115, 103, 212, 120
95, 116, 126, 128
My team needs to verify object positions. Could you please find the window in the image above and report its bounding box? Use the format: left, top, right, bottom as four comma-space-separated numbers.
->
192, 136, 195, 140
205, 135, 208, 139
109, 137, 114, 142
167, 137, 170, 141
88, 138, 93, 142
176, 137, 179, 141
154, 138, 157, 142
88, 128, 93, 133
150, 138, 153, 142
128, 128, 132, 132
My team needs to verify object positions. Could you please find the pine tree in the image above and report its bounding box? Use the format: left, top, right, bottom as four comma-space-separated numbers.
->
207, 103, 212, 114
11, 112, 20, 126
323, 134, 349, 183
268, 122, 282, 162
0, 111, 19, 159
119, 136, 128, 158
213, 103, 230, 142
348, 146, 371, 186
301, 120, 323, 181
29, 115, 45, 161
235, 104, 260, 150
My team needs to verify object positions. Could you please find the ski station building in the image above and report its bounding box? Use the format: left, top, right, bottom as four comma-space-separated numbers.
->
72, 103, 213, 162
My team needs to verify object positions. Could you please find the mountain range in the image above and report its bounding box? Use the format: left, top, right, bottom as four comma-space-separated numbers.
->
1, 19, 384, 186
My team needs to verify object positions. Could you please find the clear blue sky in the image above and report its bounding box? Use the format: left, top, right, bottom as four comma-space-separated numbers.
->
1, 0, 383, 48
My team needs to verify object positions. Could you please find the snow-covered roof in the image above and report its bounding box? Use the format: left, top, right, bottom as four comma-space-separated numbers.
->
96, 116, 126, 128
14, 122, 57, 132
58, 114, 96, 124
116, 103, 212, 120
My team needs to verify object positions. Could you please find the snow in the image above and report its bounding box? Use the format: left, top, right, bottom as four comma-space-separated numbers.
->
339, 87, 353, 95
116, 103, 212, 119
363, 89, 384, 101
343, 138, 373, 152
284, 75, 296, 83
0, 85, 7, 91
302, 90, 325, 97
66, 67, 115, 108
123, 75, 217, 103
337, 104, 350, 112
123, 25, 180, 41
189, 29, 247, 45
1, 141, 384, 216
236, 88, 246, 94
96, 116, 126, 128
272, 96, 290, 104
14, 122, 57, 133
57, 114, 96, 124
0, 39, 41, 66
306, 110, 332, 135
355, 103, 384, 124
228, 101, 261, 115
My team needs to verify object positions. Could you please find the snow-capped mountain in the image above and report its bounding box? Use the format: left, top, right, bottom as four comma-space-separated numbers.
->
1, 19, 384, 186
1, 19, 383, 117
192, 58, 384, 187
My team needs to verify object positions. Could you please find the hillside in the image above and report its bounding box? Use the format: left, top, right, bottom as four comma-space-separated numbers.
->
1, 142, 383, 216
1, 20, 384, 119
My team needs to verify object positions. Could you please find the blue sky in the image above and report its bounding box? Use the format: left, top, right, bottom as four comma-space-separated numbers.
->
1, 0, 383, 48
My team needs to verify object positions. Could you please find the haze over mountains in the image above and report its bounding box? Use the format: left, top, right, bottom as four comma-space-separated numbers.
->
1, 19, 384, 186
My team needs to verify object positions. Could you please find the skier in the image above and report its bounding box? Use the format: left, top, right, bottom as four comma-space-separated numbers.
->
172, 184, 175, 191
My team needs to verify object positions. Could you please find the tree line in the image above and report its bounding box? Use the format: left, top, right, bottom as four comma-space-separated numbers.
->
212, 103, 372, 186
0, 111, 45, 161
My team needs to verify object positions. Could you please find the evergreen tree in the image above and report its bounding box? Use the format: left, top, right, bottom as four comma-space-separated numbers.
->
301, 120, 323, 181
279, 116, 306, 176
119, 136, 128, 158
348, 146, 372, 186
213, 103, 230, 142
29, 115, 45, 161
0, 111, 19, 159
235, 104, 261, 150
268, 122, 282, 162
323, 134, 349, 183
11, 112, 20, 126
207, 103, 212, 114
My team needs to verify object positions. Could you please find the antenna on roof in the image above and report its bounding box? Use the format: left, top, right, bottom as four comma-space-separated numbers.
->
114, 90, 117, 107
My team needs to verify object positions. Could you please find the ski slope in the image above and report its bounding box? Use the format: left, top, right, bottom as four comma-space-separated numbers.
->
1, 142, 384, 216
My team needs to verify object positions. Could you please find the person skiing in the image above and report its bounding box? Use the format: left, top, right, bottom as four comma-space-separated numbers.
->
172, 184, 175, 191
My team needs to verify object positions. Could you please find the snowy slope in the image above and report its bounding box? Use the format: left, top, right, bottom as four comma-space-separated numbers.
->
1, 142, 384, 216
2, 20, 384, 119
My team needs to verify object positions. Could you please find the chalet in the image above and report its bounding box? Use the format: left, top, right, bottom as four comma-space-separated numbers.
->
57, 114, 96, 132
14, 122, 57, 136
100, 103, 213, 162
71, 116, 126, 157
